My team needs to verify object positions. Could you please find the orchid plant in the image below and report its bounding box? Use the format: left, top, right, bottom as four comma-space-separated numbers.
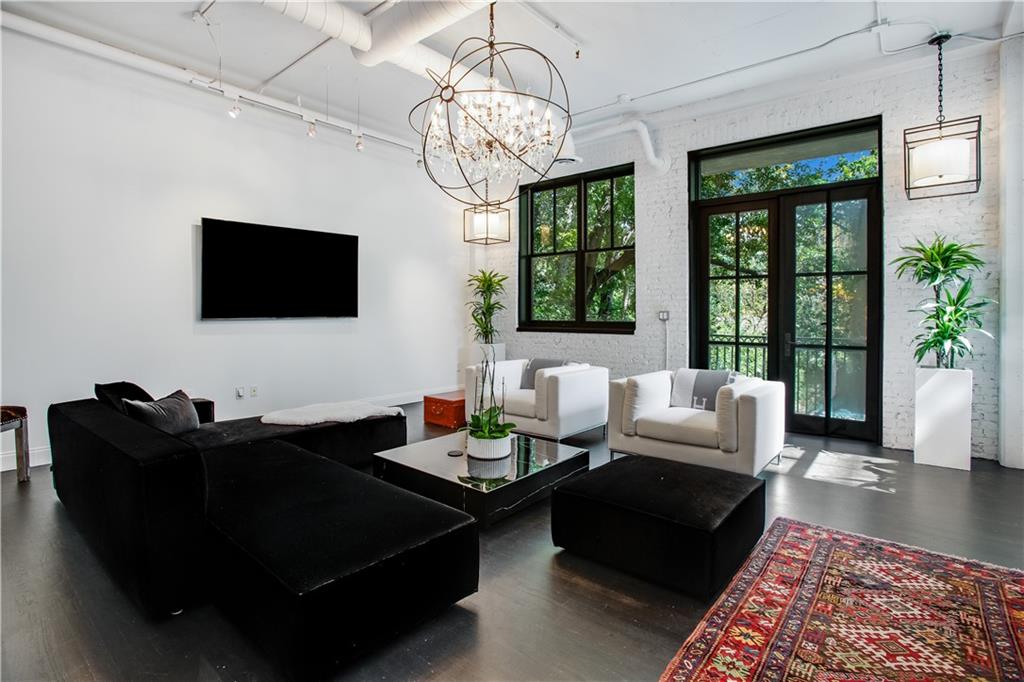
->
463, 347, 516, 440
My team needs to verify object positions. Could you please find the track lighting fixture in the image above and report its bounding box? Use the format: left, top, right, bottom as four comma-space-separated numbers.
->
307, 122, 317, 138
228, 100, 241, 119
355, 135, 365, 152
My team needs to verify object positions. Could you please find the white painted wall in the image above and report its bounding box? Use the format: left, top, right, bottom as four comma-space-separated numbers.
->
1, 31, 465, 470
488, 46, 1009, 461
998, 35, 1023, 469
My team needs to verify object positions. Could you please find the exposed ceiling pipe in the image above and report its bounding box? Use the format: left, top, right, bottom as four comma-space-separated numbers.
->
351, 1, 487, 68
259, 0, 487, 86
574, 119, 670, 175
1, 11, 417, 155
258, 0, 372, 51
365, 0, 401, 21
388, 41, 488, 90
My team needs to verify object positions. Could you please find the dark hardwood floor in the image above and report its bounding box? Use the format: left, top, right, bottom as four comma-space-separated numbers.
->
3, 403, 1022, 681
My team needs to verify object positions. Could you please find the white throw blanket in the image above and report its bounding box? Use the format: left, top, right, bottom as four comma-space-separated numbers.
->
260, 400, 403, 426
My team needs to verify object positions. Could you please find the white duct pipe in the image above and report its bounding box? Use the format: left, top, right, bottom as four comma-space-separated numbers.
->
1, 11, 416, 155
259, 0, 372, 51
389, 41, 488, 90
352, 1, 487, 67
574, 119, 671, 175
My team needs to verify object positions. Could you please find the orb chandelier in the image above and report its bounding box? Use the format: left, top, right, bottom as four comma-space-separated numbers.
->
409, 2, 571, 209
903, 33, 981, 200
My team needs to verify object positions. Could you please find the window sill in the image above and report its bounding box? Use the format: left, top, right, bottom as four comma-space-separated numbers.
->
516, 324, 636, 335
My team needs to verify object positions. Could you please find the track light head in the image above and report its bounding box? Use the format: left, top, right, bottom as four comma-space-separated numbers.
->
307, 122, 317, 138
228, 103, 241, 119
355, 134, 365, 152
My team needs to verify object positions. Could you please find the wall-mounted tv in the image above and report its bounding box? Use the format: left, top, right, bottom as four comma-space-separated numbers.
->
200, 218, 358, 319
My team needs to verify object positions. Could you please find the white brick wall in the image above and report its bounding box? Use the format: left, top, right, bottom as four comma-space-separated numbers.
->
485, 48, 1004, 459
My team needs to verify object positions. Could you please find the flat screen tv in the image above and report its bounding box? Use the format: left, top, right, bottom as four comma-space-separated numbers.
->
200, 218, 358, 319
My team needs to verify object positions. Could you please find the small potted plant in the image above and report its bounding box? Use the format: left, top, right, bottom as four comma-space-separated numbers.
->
467, 270, 508, 363
892, 235, 992, 470
463, 349, 516, 460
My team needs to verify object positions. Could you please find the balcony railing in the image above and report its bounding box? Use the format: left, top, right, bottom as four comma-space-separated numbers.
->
708, 336, 767, 379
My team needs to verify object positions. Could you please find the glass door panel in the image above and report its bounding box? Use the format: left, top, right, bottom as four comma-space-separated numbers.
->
699, 203, 772, 379
781, 186, 879, 439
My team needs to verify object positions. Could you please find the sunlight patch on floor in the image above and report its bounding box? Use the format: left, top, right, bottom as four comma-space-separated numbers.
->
802, 450, 899, 494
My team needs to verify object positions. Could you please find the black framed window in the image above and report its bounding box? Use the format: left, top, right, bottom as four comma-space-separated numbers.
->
518, 164, 635, 333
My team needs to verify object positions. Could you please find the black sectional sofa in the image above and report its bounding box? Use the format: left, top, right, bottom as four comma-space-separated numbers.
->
47, 390, 479, 675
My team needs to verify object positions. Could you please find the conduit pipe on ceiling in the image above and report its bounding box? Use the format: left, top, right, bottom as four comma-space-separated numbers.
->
574, 119, 670, 175
0, 11, 417, 155
258, 0, 371, 51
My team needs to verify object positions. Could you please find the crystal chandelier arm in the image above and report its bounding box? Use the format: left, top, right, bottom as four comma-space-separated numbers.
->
446, 99, 492, 205
451, 97, 550, 179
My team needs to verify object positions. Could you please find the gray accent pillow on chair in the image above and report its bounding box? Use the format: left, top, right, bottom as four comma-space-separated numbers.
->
521, 359, 573, 390
123, 390, 201, 435
670, 369, 741, 411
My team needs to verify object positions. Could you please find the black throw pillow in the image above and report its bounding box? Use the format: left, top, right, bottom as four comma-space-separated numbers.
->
95, 381, 154, 414
521, 358, 573, 390
123, 390, 200, 435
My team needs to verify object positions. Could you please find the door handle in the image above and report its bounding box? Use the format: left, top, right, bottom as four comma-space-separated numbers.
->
785, 332, 794, 357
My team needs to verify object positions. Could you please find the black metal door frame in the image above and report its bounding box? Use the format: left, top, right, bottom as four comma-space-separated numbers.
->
777, 183, 882, 441
690, 179, 883, 443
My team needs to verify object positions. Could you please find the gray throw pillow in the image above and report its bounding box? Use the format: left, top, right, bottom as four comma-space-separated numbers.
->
670, 369, 741, 411
123, 390, 200, 435
521, 358, 572, 390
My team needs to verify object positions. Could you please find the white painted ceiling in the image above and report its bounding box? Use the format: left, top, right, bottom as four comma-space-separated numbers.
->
4, 1, 1016, 143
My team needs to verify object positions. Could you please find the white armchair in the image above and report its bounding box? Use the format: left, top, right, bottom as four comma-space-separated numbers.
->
609, 369, 785, 476
464, 360, 610, 441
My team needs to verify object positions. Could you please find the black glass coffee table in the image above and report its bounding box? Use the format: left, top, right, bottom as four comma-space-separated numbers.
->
373, 433, 589, 528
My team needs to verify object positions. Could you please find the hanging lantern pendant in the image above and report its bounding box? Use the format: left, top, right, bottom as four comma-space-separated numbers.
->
903, 32, 981, 199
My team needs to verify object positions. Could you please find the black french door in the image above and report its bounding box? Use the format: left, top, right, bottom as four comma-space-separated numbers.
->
779, 184, 881, 440
693, 199, 777, 381
692, 181, 882, 442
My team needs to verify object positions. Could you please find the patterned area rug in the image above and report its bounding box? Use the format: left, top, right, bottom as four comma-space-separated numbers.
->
661, 517, 1024, 681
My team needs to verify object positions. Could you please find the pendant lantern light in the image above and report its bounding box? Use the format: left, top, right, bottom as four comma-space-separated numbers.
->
903, 33, 981, 199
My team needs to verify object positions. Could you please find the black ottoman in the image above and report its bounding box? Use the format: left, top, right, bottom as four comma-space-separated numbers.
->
203, 440, 479, 677
551, 456, 765, 600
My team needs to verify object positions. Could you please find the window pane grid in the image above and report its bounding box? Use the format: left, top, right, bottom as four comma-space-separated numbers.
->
705, 208, 768, 378
521, 166, 635, 329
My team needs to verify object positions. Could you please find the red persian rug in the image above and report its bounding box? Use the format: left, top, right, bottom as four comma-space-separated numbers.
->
661, 517, 1024, 681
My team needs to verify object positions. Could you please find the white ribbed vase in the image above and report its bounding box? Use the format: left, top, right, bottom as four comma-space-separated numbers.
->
466, 434, 514, 460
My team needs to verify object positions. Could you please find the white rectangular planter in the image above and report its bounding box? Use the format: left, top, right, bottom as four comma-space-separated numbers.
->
914, 367, 973, 470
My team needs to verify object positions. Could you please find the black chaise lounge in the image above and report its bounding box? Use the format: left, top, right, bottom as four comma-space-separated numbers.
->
47, 385, 479, 675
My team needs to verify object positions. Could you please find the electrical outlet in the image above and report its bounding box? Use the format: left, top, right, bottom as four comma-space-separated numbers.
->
250, 386, 258, 398
658, 310, 670, 321
235, 386, 245, 400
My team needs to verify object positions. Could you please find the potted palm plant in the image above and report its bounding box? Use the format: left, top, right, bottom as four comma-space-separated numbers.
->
892, 236, 992, 470
463, 348, 517, 460
467, 270, 508, 363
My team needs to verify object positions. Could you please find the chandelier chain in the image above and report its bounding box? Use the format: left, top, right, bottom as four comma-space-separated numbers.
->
936, 39, 945, 124
488, 2, 496, 78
